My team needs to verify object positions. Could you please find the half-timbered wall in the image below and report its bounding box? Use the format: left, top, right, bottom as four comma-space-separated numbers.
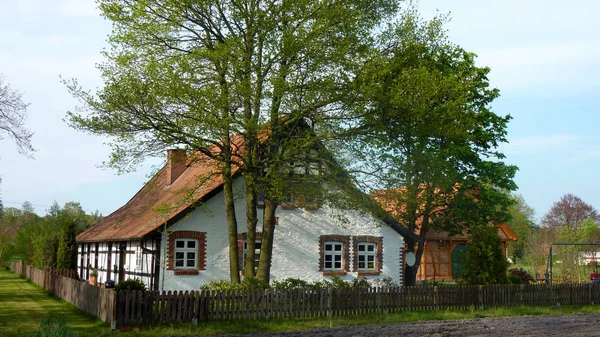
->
77, 238, 159, 288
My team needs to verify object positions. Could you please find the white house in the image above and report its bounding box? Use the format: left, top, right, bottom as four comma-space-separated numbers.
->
76, 148, 405, 291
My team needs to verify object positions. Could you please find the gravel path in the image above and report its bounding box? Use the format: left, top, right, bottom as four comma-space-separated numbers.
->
204, 313, 600, 337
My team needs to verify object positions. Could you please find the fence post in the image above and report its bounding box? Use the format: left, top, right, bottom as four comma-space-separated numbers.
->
590, 285, 593, 306
434, 286, 439, 310
264, 289, 269, 322
520, 284, 524, 305
478, 286, 484, 310
327, 287, 333, 328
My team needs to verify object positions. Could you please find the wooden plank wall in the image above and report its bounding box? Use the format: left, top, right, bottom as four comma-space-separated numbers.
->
10, 261, 116, 324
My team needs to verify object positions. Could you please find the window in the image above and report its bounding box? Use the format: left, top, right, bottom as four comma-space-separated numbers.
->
174, 239, 197, 269
319, 235, 350, 275
237, 232, 263, 273
243, 240, 261, 269
135, 246, 142, 271
357, 243, 376, 271
352, 236, 383, 275
167, 231, 206, 275
324, 241, 344, 270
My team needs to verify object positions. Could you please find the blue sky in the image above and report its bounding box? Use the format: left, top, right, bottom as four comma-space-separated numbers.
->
0, 0, 599, 221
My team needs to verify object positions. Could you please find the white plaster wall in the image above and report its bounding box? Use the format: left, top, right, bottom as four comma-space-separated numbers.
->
161, 177, 404, 291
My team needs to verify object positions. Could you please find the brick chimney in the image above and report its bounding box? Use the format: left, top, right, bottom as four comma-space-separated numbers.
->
167, 149, 187, 185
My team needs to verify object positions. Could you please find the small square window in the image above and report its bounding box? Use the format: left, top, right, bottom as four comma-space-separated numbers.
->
174, 239, 198, 270
357, 242, 377, 271
324, 241, 344, 271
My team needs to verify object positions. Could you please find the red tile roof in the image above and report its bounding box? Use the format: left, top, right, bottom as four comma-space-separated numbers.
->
76, 144, 240, 243
373, 188, 519, 242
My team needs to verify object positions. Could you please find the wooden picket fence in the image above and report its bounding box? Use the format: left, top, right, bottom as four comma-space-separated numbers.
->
9, 261, 600, 328
116, 283, 600, 325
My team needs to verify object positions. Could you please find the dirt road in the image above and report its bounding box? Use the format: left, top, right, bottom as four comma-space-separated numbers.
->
210, 313, 600, 336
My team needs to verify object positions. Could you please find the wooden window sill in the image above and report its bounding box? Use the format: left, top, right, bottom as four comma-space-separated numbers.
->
357, 271, 381, 276
174, 269, 199, 275
322, 271, 347, 276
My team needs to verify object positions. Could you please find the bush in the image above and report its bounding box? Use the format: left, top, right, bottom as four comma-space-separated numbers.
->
372, 277, 398, 289
200, 277, 269, 291
115, 278, 146, 292
31, 317, 76, 337
463, 226, 508, 285
272, 278, 314, 290
508, 274, 523, 284
202, 276, 373, 291
508, 268, 535, 284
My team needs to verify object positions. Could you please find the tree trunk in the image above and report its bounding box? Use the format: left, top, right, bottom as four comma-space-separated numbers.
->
404, 236, 417, 286
244, 176, 258, 278
256, 199, 277, 283
223, 170, 240, 283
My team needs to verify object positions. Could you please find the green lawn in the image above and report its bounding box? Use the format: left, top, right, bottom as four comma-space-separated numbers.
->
0, 269, 107, 336
5, 268, 600, 337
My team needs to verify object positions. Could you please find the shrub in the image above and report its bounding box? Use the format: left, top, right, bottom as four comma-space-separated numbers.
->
200, 277, 269, 291
238, 277, 270, 290
463, 226, 508, 285
31, 317, 76, 337
372, 277, 398, 289
115, 278, 146, 292
508, 268, 535, 284
350, 276, 370, 289
508, 274, 523, 284
322, 275, 350, 289
272, 278, 314, 290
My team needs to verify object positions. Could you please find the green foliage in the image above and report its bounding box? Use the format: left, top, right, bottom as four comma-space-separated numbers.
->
334, 4, 516, 286
0, 234, 13, 268
272, 278, 315, 290
552, 219, 600, 283
200, 278, 270, 292
507, 194, 537, 261
115, 278, 146, 292
463, 226, 508, 285
508, 268, 535, 284
31, 317, 77, 337
56, 215, 77, 270
507, 275, 523, 284
202, 276, 373, 291
12, 201, 100, 269
372, 277, 399, 289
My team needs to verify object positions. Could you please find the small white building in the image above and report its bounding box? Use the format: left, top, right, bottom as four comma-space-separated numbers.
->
76, 149, 405, 291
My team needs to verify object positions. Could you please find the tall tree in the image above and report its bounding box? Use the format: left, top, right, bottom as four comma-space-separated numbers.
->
0, 75, 34, 156
342, 9, 517, 285
56, 214, 78, 270
507, 194, 537, 260
67, 0, 401, 283
541, 193, 600, 230
21, 201, 34, 214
